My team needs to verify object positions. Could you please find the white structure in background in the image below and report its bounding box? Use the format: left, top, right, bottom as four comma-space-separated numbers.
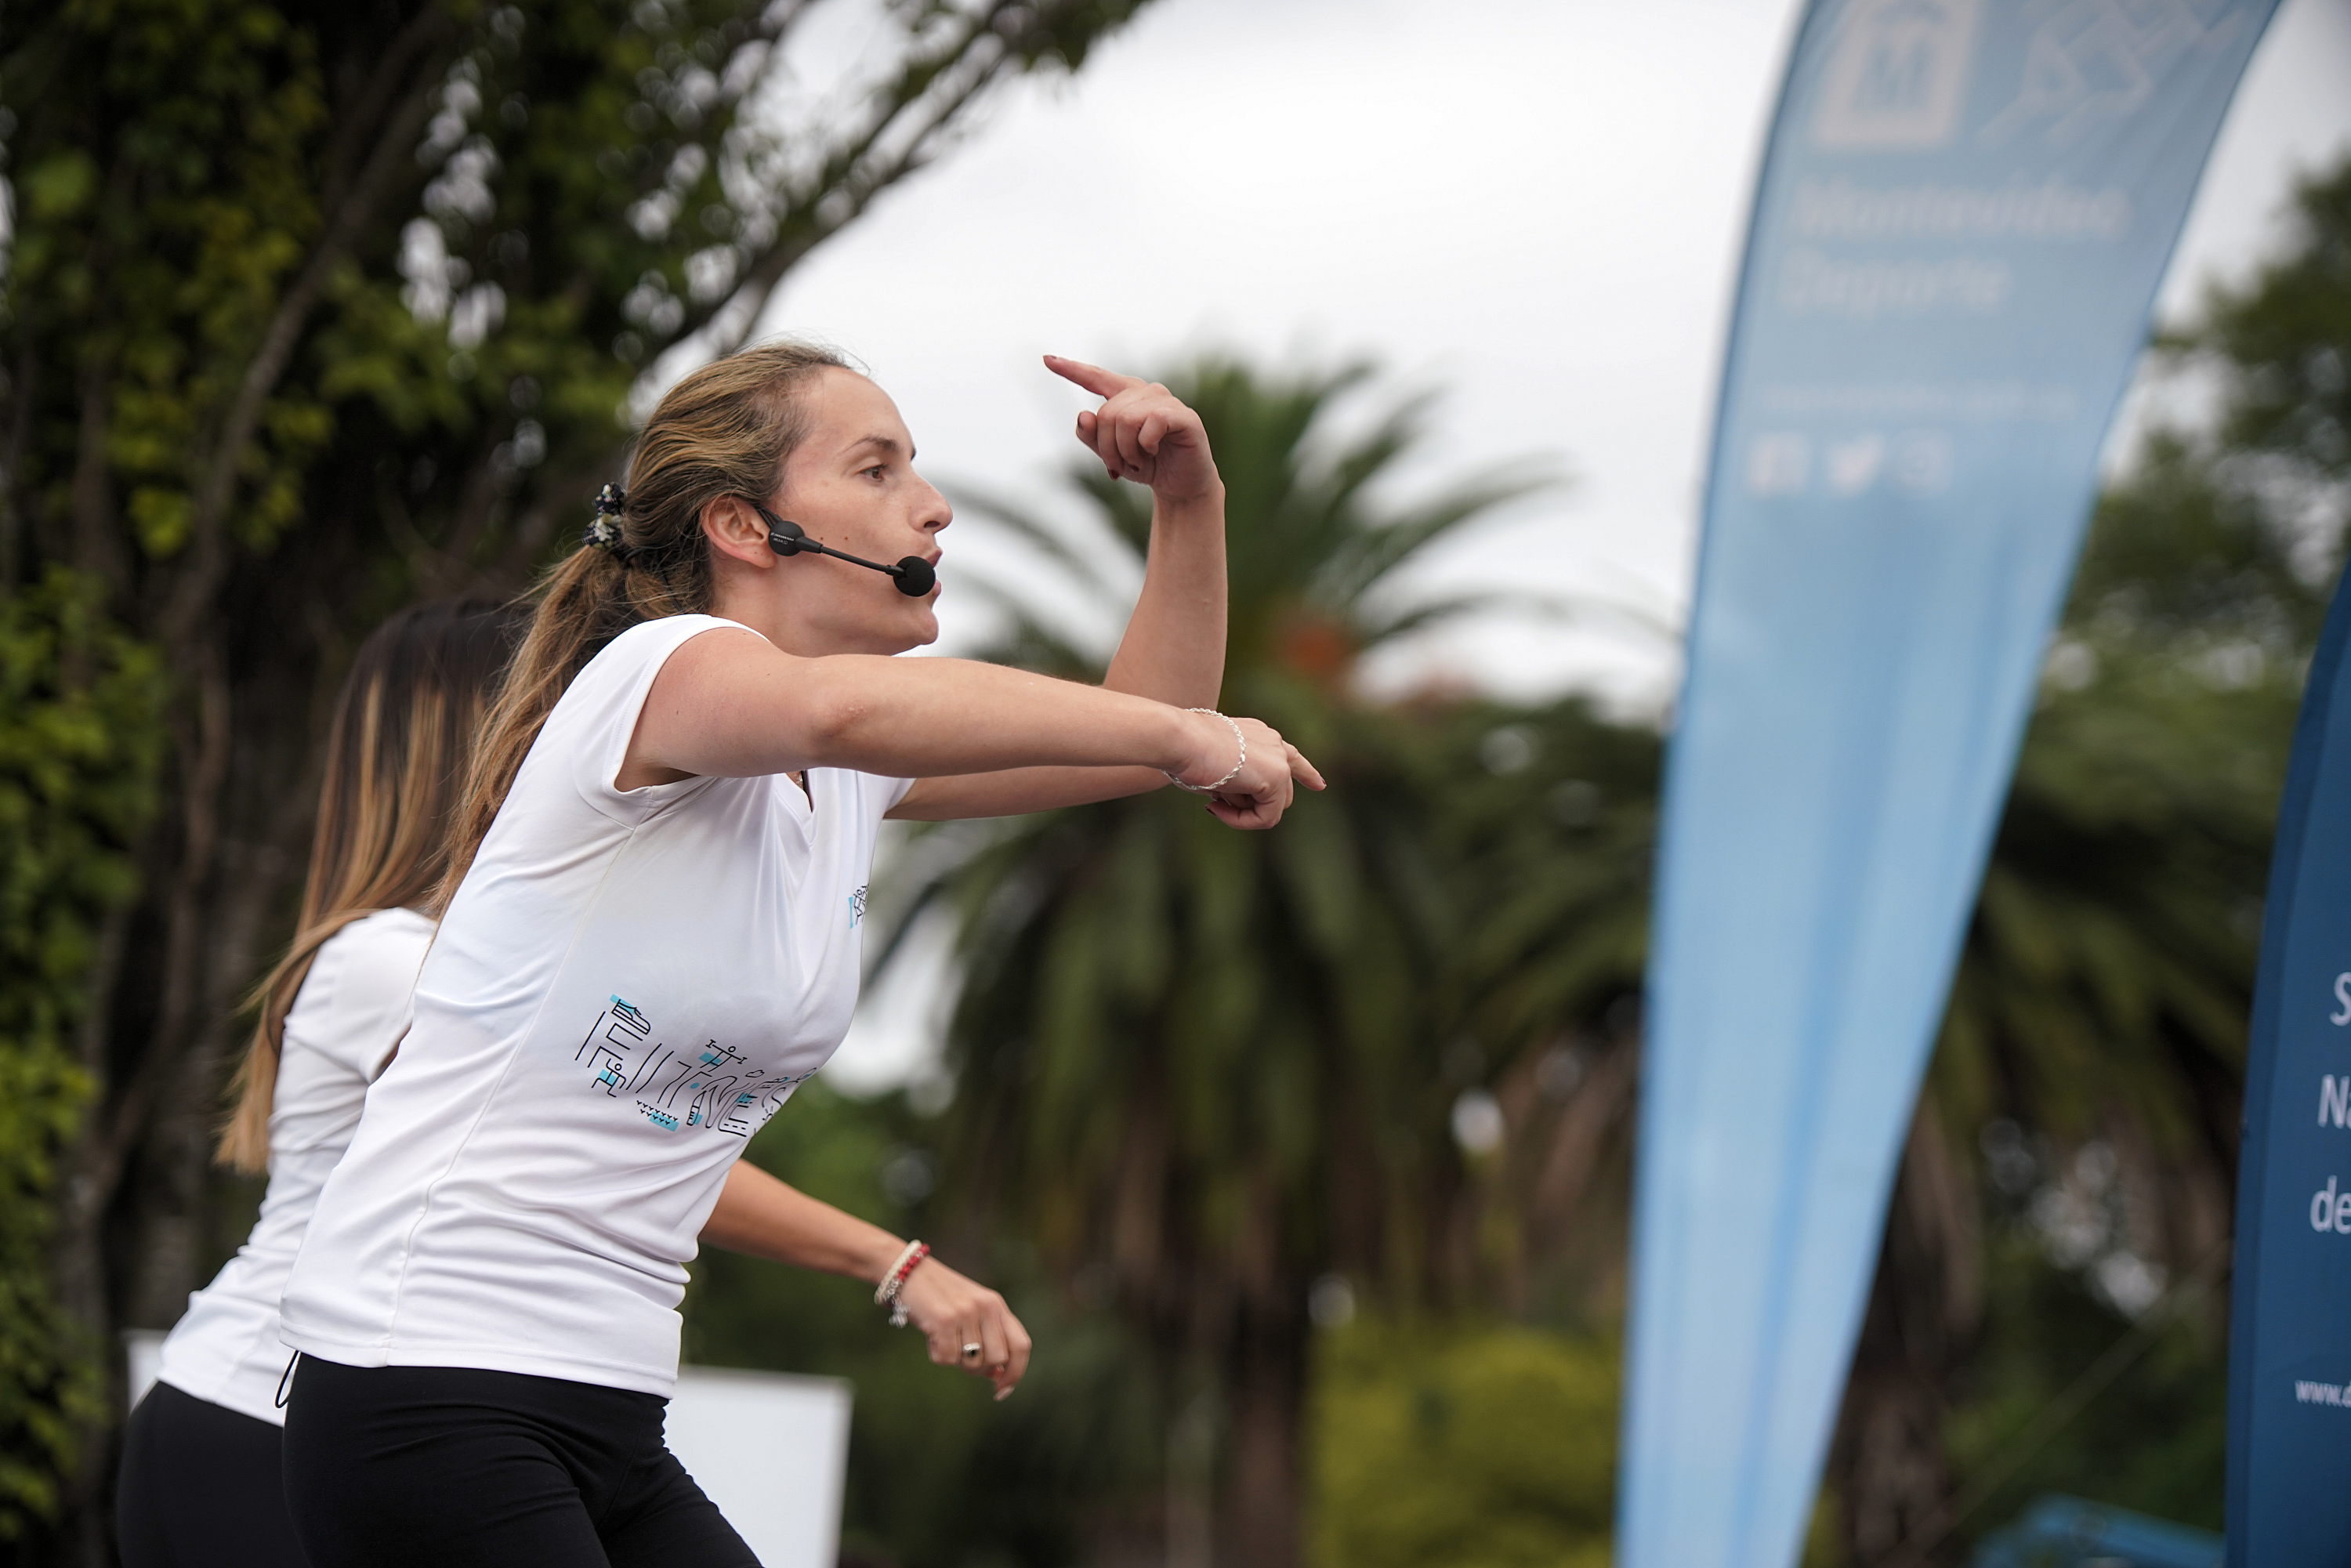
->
124, 1332, 851, 1568
665, 1364, 853, 1567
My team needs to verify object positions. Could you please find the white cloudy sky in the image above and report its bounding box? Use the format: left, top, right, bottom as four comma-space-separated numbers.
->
788, 0, 2351, 1088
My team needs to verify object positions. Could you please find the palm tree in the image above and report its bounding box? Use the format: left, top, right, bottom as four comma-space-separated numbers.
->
886, 356, 1593, 1566
1432, 696, 1664, 1315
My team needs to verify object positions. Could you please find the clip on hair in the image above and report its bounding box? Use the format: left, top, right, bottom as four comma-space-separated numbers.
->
584, 483, 629, 554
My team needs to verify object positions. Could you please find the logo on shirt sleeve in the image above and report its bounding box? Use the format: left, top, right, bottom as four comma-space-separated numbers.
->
573, 994, 802, 1137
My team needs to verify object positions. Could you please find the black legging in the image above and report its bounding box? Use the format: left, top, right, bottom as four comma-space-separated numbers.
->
281, 1356, 759, 1568
118, 1380, 312, 1568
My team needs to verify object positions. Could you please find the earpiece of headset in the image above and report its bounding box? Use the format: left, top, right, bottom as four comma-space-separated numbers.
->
752, 502, 935, 597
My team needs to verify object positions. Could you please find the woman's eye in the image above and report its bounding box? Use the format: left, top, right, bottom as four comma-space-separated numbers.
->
863, 465, 887, 480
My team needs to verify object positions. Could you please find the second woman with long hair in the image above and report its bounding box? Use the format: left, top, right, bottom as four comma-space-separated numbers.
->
117, 598, 523, 1567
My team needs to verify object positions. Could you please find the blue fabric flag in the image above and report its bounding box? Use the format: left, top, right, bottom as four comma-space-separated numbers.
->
2227, 567, 2351, 1564
1625, 5, 2279, 1565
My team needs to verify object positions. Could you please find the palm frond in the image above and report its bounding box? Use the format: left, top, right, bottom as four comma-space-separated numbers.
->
1352, 589, 1577, 650
1317, 469, 1565, 609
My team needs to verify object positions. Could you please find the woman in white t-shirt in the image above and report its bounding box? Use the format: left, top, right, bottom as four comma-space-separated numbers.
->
277, 342, 1321, 1567
116, 597, 523, 1567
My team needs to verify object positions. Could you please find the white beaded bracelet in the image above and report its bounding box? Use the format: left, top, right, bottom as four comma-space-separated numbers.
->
1166, 708, 1246, 794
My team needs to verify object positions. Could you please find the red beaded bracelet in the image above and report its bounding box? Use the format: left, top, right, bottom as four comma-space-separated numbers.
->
874, 1240, 930, 1327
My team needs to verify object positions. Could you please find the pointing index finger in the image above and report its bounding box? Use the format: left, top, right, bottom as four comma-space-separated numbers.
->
1291, 745, 1328, 791
1044, 353, 1141, 400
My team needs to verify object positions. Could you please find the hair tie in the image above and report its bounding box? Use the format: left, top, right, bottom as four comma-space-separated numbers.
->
584, 483, 630, 555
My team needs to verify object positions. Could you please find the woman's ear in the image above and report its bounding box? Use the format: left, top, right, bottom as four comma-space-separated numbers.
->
701, 495, 776, 569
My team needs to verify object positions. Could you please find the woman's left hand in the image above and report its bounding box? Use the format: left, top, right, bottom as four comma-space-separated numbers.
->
1047, 355, 1221, 505
895, 1253, 1034, 1400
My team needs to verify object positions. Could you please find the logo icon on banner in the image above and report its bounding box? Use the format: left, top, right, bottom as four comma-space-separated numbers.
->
1980, 0, 2251, 147
1812, 0, 1984, 150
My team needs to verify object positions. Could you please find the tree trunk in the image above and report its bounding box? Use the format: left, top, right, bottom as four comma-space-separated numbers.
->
1216, 1299, 1309, 1568
44, 566, 346, 1563
1831, 1321, 1951, 1565
1827, 1107, 1980, 1566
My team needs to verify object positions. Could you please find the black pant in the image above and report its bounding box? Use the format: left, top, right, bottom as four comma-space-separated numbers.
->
118, 1380, 312, 1568
281, 1356, 759, 1568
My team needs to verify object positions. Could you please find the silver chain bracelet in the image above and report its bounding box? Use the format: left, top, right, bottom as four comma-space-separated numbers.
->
1165, 708, 1246, 794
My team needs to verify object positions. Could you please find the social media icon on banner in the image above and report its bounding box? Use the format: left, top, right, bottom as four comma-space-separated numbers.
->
1826, 435, 1886, 495
1893, 431, 1954, 493
1747, 433, 1810, 495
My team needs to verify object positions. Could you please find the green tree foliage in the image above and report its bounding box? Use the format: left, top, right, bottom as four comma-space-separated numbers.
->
1939, 1233, 2230, 1539
0, 0, 1154, 1546
0, 572, 164, 1540
1425, 697, 1660, 1321
2182, 158, 2351, 507
1307, 1318, 1617, 1568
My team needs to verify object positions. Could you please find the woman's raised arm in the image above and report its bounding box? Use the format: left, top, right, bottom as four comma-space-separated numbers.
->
891, 357, 1234, 822
625, 630, 1320, 830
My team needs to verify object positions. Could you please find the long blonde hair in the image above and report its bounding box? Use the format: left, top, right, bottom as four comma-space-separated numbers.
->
216, 599, 523, 1172
440, 339, 848, 900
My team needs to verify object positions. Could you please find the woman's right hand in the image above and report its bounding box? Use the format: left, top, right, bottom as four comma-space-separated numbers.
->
1173, 712, 1326, 829
895, 1254, 1032, 1400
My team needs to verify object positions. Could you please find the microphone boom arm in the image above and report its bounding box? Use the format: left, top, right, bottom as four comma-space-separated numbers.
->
753, 503, 935, 597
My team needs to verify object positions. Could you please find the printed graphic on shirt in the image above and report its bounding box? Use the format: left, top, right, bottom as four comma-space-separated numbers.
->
573, 995, 803, 1137
849, 885, 868, 926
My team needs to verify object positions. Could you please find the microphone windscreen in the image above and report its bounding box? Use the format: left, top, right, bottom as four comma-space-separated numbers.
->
893, 557, 936, 597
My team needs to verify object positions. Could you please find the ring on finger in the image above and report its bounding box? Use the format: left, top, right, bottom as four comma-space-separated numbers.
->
961, 1342, 983, 1360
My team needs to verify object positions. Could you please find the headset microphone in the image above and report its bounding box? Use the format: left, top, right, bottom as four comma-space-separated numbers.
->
754, 504, 936, 598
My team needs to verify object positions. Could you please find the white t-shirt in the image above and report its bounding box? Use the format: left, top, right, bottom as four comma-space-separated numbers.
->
281, 614, 906, 1396
154, 907, 434, 1425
